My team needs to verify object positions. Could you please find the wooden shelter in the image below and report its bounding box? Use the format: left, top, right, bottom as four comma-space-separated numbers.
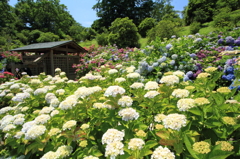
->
10, 40, 87, 79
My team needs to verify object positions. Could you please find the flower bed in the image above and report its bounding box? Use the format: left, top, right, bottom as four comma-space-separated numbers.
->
0, 28, 240, 158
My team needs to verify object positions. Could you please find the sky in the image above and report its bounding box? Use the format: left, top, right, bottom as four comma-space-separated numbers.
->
8, 0, 189, 27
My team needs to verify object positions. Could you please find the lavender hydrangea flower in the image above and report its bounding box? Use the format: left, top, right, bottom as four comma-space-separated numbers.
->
166, 44, 172, 50
234, 37, 240, 46
189, 53, 197, 59
225, 36, 235, 44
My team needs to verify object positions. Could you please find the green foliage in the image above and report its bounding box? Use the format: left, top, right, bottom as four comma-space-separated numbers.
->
147, 20, 179, 42
93, 0, 154, 29
184, 0, 240, 25
212, 8, 232, 29
69, 23, 85, 42
81, 28, 97, 41
108, 17, 140, 48
151, 0, 176, 21
36, 32, 60, 43
190, 22, 201, 34
96, 28, 109, 46
138, 18, 156, 38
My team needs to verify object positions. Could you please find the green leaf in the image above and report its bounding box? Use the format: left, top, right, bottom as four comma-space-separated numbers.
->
144, 140, 158, 149
189, 107, 202, 116
207, 144, 234, 159
183, 134, 199, 159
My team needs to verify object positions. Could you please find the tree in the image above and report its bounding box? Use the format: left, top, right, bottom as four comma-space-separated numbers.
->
15, 0, 76, 39
147, 20, 179, 42
93, 0, 154, 30
108, 17, 140, 48
138, 17, 157, 38
151, 0, 176, 21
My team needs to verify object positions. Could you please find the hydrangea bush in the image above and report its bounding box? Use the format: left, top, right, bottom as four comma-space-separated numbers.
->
0, 64, 239, 158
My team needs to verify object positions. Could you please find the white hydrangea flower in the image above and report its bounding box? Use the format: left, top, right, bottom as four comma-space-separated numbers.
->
173, 70, 185, 77
118, 96, 133, 107
0, 106, 13, 115
125, 66, 136, 73
59, 97, 77, 110
55, 68, 61, 72
55, 145, 73, 158
104, 86, 125, 97
10, 83, 20, 90
177, 98, 195, 111
126, 72, 140, 78
14, 131, 24, 139
151, 146, 175, 159
105, 141, 124, 159
130, 82, 144, 89
30, 79, 42, 85
172, 89, 190, 98
160, 75, 179, 86
83, 155, 99, 159
13, 117, 25, 125
50, 98, 60, 107
62, 120, 77, 130
12, 92, 31, 102
118, 108, 139, 121
34, 114, 51, 124
144, 81, 159, 90
93, 103, 105, 109
144, 91, 160, 98
39, 107, 55, 114
154, 114, 166, 123
45, 93, 57, 104
40, 151, 59, 159
162, 113, 187, 131
56, 89, 65, 95
3, 124, 16, 132
21, 121, 36, 133
108, 69, 118, 74
48, 128, 61, 136
34, 88, 48, 96
80, 124, 90, 130
25, 125, 46, 140
115, 77, 126, 83
128, 138, 145, 150
50, 110, 59, 117
102, 128, 125, 145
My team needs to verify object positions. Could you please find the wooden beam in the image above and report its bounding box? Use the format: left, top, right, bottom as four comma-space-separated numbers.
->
54, 47, 78, 53
50, 49, 54, 76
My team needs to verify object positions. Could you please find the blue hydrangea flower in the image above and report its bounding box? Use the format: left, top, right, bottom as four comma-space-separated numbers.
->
189, 53, 196, 59
170, 60, 175, 65
166, 44, 172, 50
225, 46, 234, 51
163, 53, 168, 57
225, 36, 235, 44
186, 71, 194, 78
152, 62, 159, 67
234, 38, 240, 46
225, 66, 234, 74
229, 80, 240, 90
157, 56, 167, 63
147, 66, 154, 72
222, 74, 235, 81
194, 38, 202, 42
217, 39, 224, 44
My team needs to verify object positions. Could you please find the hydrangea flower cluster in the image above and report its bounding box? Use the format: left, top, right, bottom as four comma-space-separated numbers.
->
128, 138, 145, 150
104, 86, 125, 97
118, 96, 133, 107
162, 113, 187, 131
177, 98, 195, 111
151, 146, 175, 159
118, 108, 139, 121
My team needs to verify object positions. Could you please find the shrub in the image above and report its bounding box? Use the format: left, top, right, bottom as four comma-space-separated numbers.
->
138, 18, 156, 38
108, 17, 140, 48
96, 28, 109, 46
190, 22, 201, 34
147, 20, 179, 42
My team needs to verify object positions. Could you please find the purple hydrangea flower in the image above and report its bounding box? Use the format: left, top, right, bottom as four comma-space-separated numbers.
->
189, 53, 197, 59
186, 71, 194, 78
217, 38, 224, 44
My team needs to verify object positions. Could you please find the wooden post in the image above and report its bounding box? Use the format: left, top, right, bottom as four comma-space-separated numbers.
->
66, 45, 69, 77
10, 62, 16, 75
50, 49, 54, 76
